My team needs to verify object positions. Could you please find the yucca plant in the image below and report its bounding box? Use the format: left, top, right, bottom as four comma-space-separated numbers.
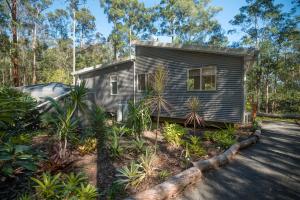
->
109, 129, 123, 159
185, 97, 204, 134
42, 81, 88, 160
116, 161, 145, 189
146, 66, 171, 151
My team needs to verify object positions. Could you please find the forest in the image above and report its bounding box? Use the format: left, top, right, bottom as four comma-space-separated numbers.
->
0, 0, 299, 113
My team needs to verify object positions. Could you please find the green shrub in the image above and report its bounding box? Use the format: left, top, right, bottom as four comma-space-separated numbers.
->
186, 136, 206, 157
0, 86, 38, 134
115, 161, 145, 189
108, 129, 123, 159
207, 130, 236, 149
0, 141, 40, 177
163, 122, 186, 147
30, 172, 98, 200
126, 100, 152, 138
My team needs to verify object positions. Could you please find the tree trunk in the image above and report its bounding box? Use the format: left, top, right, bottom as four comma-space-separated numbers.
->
72, 8, 76, 85
155, 103, 161, 153
11, 0, 19, 86
265, 80, 269, 113
32, 21, 37, 84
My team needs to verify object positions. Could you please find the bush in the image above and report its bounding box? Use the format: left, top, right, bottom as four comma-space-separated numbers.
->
29, 172, 98, 200
77, 138, 97, 155
204, 126, 236, 149
131, 138, 146, 153
0, 86, 38, 135
139, 148, 155, 176
185, 136, 206, 157
108, 127, 123, 159
126, 100, 152, 138
163, 122, 186, 147
0, 140, 41, 177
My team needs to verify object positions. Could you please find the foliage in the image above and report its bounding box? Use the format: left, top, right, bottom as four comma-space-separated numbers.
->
108, 128, 123, 159
115, 161, 145, 189
185, 97, 204, 134
0, 87, 38, 134
30, 172, 98, 200
42, 81, 88, 160
158, 169, 171, 181
131, 138, 146, 153
77, 138, 97, 155
106, 182, 125, 200
185, 136, 206, 157
163, 122, 186, 147
126, 100, 152, 139
139, 147, 155, 176
146, 66, 171, 150
0, 141, 40, 177
204, 125, 236, 149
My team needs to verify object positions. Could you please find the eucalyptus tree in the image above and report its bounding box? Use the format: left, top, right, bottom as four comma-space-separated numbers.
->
25, 0, 52, 84
76, 7, 96, 48
47, 9, 70, 40
101, 0, 156, 59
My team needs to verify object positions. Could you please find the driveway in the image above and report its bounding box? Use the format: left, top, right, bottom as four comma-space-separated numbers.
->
174, 121, 300, 200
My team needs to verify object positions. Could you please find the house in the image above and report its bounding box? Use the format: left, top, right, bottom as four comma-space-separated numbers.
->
72, 41, 257, 123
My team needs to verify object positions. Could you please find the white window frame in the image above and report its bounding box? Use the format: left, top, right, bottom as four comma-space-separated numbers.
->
110, 75, 118, 95
187, 66, 217, 91
137, 73, 148, 92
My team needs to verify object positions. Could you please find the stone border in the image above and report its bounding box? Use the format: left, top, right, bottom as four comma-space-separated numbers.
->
126, 126, 262, 200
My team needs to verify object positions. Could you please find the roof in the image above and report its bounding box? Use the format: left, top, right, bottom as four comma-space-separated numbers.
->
72, 56, 134, 76
133, 41, 258, 57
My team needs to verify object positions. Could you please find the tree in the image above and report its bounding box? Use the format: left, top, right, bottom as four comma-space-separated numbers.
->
25, 0, 52, 84
158, 0, 226, 45
6, 0, 20, 86
101, 0, 156, 59
76, 8, 96, 48
47, 9, 70, 40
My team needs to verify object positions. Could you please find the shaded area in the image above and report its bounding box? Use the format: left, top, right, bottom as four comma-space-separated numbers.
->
174, 121, 300, 200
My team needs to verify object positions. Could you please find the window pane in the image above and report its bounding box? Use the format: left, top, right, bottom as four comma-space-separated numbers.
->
111, 82, 117, 94
188, 69, 200, 90
138, 74, 146, 91
202, 67, 216, 90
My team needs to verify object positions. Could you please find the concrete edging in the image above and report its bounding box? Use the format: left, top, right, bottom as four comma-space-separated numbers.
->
126, 127, 262, 200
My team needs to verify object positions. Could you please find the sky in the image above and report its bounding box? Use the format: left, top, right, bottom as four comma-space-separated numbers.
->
51, 0, 297, 44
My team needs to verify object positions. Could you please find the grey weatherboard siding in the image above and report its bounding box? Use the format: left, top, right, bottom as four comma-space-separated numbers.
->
135, 46, 245, 123
76, 44, 249, 123
78, 61, 134, 113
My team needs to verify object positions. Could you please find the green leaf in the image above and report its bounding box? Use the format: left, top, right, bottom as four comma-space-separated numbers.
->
14, 145, 30, 153
1, 164, 14, 176
15, 160, 37, 171
0, 152, 13, 161
17, 154, 33, 160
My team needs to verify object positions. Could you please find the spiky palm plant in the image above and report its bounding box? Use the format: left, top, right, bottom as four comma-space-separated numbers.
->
185, 97, 204, 134
146, 66, 171, 151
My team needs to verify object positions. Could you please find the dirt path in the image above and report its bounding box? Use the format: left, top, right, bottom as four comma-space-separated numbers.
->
174, 121, 300, 200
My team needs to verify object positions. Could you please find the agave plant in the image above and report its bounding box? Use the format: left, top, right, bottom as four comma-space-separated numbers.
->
185, 97, 204, 134
146, 66, 171, 151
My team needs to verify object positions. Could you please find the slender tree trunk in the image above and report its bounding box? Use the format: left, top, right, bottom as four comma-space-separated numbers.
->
11, 0, 19, 86
266, 80, 269, 113
32, 21, 37, 84
72, 8, 76, 85
113, 43, 117, 60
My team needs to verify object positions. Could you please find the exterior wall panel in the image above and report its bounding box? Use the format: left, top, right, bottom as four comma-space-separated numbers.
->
78, 61, 134, 113
135, 46, 244, 123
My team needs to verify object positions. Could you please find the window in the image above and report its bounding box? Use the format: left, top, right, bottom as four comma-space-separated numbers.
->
187, 66, 216, 91
137, 73, 148, 92
110, 75, 118, 95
